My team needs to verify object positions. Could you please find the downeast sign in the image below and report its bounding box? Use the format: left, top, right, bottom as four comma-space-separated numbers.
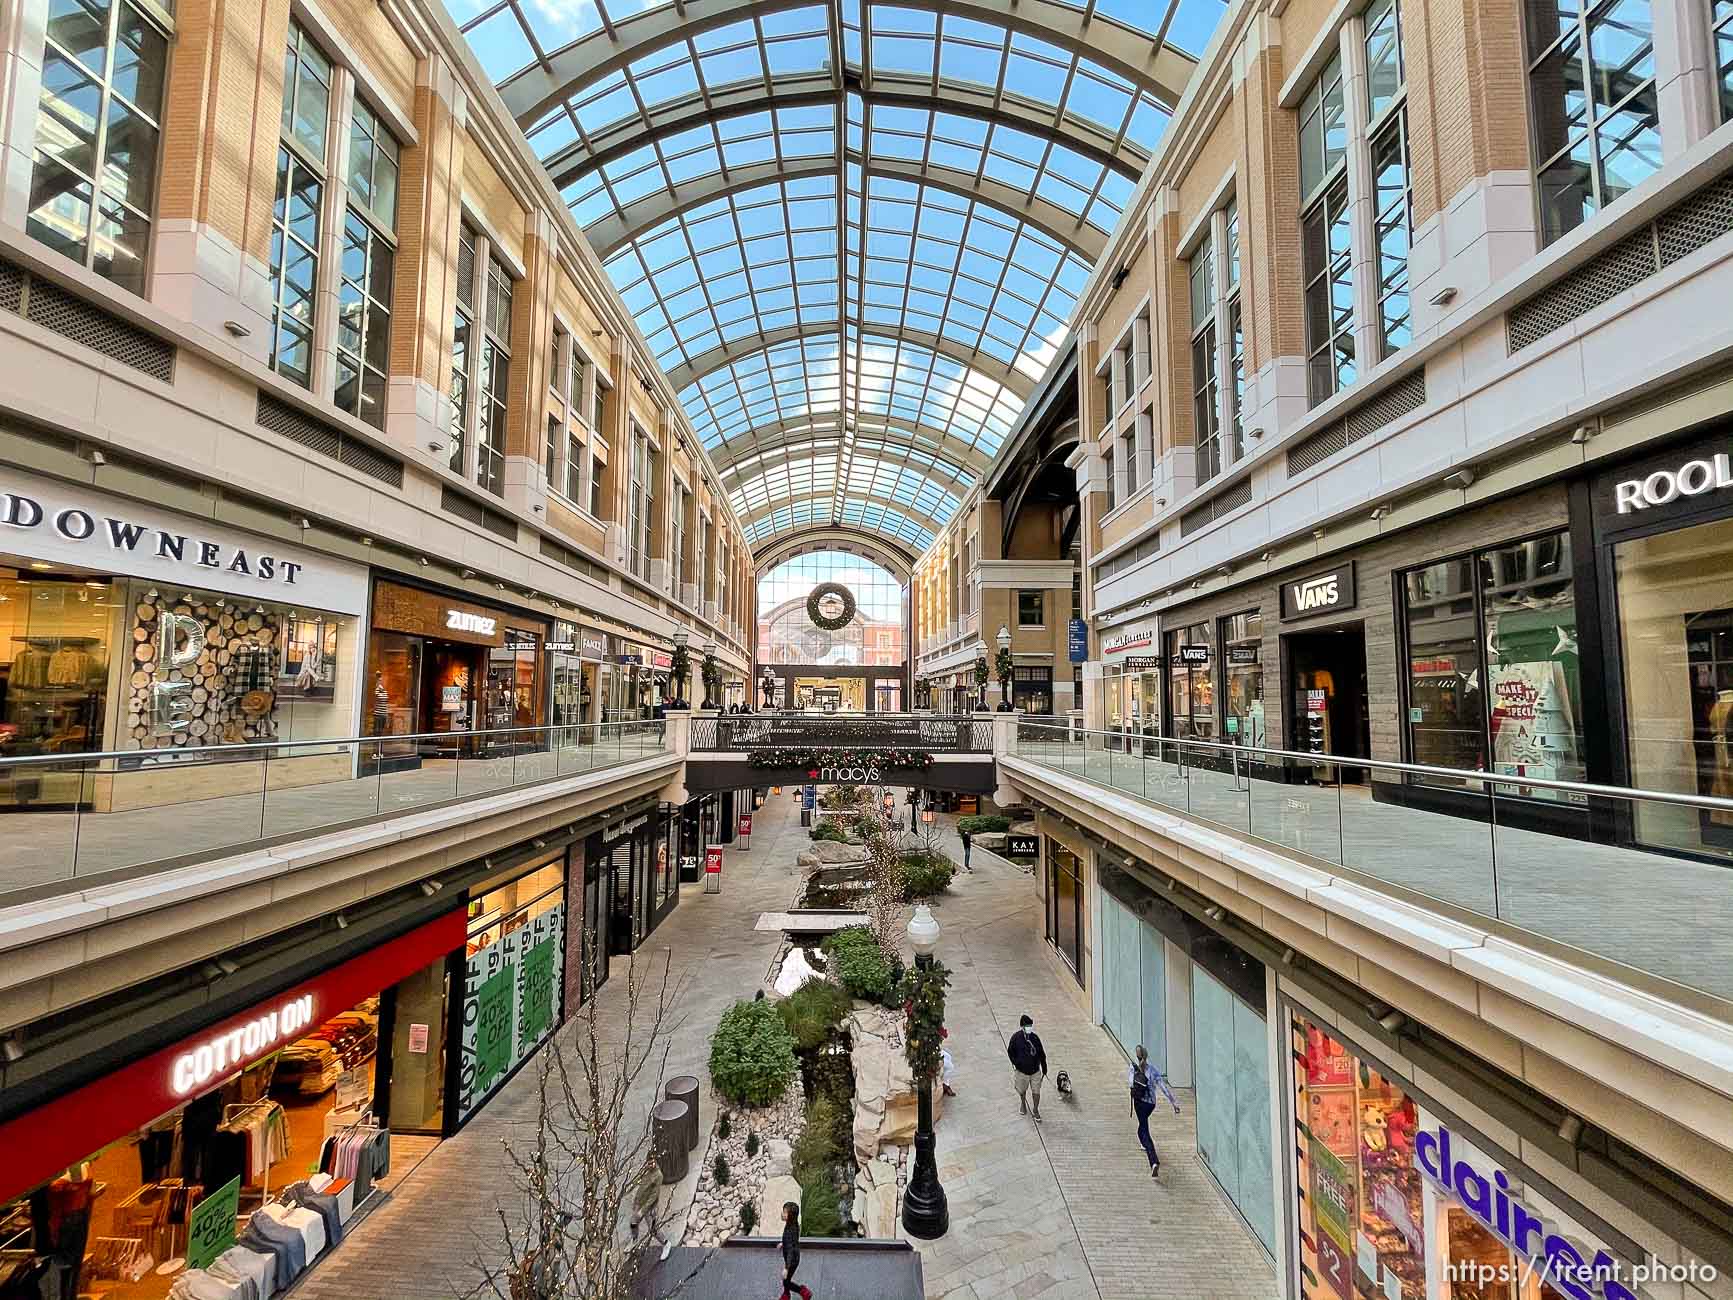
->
0, 468, 368, 614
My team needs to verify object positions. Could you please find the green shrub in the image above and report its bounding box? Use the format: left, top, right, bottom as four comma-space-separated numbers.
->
957, 814, 1011, 835
791, 1094, 846, 1184
778, 978, 852, 1051
709, 1000, 798, 1106
821, 926, 893, 1002
745, 1131, 760, 1158
718, 1112, 731, 1141
799, 1170, 843, 1237
713, 1151, 731, 1186
898, 851, 955, 900
738, 1201, 758, 1235
809, 821, 848, 843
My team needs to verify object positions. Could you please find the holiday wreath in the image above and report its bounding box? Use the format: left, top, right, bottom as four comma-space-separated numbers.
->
805, 581, 857, 631
748, 746, 933, 771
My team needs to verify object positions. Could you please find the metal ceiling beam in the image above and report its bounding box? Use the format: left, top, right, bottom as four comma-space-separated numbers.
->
542, 81, 1146, 185
667, 322, 1038, 400
499, 0, 1197, 126
752, 525, 917, 576
734, 486, 951, 535
697, 412, 991, 481
719, 439, 974, 496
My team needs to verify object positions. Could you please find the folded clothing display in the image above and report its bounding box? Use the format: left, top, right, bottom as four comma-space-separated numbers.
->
165, 1240, 278, 1300
259, 1200, 326, 1264
282, 1180, 342, 1247
270, 1012, 376, 1097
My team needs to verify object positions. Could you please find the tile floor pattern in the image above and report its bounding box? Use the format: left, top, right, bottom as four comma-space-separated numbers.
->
286, 788, 1276, 1299
1011, 735, 1733, 1003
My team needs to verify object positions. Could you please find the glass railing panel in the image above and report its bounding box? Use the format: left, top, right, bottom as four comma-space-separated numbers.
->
76, 752, 269, 876
377, 737, 462, 816
261, 740, 378, 840
1244, 755, 1342, 865
1339, 777, 1498, 915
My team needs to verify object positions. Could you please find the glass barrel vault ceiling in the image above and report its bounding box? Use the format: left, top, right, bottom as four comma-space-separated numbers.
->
447, 0, 1230, 551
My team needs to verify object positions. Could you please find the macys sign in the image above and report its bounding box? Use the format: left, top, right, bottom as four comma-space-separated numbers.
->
811, 764, 881, 782
1417, 1126, 1659, 1300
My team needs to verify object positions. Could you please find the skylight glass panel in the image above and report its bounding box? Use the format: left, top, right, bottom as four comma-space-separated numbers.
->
462, 7, 537, 81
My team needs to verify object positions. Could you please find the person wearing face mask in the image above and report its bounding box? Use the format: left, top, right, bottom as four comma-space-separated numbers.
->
1006, 1013, 1048, 1121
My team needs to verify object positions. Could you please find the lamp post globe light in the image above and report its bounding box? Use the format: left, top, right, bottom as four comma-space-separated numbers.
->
902, 904, 949, 1239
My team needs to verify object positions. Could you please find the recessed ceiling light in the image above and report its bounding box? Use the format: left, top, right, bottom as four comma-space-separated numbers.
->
28, 562, 49, 571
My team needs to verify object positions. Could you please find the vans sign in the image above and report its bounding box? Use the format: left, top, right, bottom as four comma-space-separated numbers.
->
1280, 562, 1356, 621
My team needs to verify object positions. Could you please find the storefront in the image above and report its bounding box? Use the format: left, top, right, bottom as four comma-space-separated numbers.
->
0, 910, 464, 1297
0, 468, 369, 811
1579, 424, 1733, 861
1095, 859, 1276, 1256
1285, 1002, 1677, 1300
363, 578, 549, 764
455, 855, 567, 1123
549, 621, 607, 729
1101, 622, 1159, 741
1043, 835, 1085, 982
587, 801, 679, 956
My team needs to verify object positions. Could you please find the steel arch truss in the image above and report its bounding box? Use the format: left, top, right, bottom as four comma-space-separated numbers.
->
452, 0, 1226, 546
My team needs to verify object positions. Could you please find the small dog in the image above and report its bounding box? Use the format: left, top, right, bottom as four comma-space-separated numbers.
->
1054, 1069, 1075, 1100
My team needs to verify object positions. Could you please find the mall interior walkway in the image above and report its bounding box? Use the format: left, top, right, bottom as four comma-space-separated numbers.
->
287, 790, 1274, 1300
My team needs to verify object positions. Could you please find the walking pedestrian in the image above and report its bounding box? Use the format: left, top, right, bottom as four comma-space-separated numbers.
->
1006, 1013, 1047, 1122
960, 828, 973, 872
1127, 1044, 1180, 1178
777, 1201, 810, 1300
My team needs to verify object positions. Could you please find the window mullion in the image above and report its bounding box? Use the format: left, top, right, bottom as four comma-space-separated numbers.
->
310, 67, 353, 402
1339, 17, 1381, 387
1211, 208, 1234, 466
465, 231, 491, 482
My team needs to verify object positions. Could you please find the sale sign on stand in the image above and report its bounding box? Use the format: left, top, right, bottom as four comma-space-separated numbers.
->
738, 813, 752, 850
703, 846, 723, 893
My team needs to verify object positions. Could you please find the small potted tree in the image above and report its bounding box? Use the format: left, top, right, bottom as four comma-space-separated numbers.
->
972, 656, 990, 712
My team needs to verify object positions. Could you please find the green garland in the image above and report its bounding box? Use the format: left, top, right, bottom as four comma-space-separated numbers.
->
747, 746, 933, 771
903, 959, 951, 1085
806, 582, 856, 632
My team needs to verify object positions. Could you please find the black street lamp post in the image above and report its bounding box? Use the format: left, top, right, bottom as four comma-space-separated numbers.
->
901, 904, 949, 1239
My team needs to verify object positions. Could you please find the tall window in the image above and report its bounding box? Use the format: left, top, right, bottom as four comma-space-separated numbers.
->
1526, 0, 1659, 246
756, 551, 905, 665
589, 443, 606, 519
672, 484, 689, 598
1366, 0, 1411, 361
1300, 54, 1352, 406
1018, 590, 1044, 627
627, 425, 653, 580
477, 255, 512, 496
269, 24, 331, 388
1225, 201, 1246, 463
336, 99, 398, 429
546, 327, 566, 485
1120, 426, 1138, 498
29, 0, 169, 294
1716, 0, 1733, 122
450, 223, 476, 473
1104, 446, 1116, 510
1190, 236, 1220, 485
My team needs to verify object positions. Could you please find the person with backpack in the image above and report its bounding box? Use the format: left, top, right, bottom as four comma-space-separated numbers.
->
1128, 1044, 1180, 1178
1006, 1014, 1047, 1121
777, 1201, 810, 1300
960, 828, 973, 872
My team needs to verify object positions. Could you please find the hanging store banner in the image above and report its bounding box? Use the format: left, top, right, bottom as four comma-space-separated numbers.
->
457, 901, 565, 1121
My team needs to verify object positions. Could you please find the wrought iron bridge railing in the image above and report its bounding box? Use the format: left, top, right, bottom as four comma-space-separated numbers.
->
688, 713, 993, 753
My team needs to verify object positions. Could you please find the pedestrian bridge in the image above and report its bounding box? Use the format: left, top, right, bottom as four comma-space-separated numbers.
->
681, 713, 998, 795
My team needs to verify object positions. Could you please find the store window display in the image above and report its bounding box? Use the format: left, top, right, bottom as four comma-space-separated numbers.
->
1221, 611, 1265, 748
458, 861, 565, 1121
1614, 515, 1733, 857
0, 998, 386, 1299
0, 566, 115, 808
1399, 534, 1584, 799
1165, 623, 1216, 741
1288, 1013, 1649, 1300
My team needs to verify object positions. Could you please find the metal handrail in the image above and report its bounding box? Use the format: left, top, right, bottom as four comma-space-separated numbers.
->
0, 719, 665, 769
1018, 721, 1733, 814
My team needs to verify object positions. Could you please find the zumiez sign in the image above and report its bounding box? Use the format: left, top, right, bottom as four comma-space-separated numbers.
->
1612, 454, 1733, 513
169, 994, 315, 1095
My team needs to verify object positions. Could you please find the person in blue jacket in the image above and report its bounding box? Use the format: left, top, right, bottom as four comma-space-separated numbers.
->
1128, 1043, 1180, 1178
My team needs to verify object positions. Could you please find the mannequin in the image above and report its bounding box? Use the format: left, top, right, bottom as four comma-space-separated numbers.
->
1709, 690, 1733, 821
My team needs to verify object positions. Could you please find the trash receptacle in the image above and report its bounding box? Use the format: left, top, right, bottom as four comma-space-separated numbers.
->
665, 1075, 700, 1151
652, 1099, 689, 1183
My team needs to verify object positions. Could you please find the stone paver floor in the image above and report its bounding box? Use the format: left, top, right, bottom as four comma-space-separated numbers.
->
287, 787, 1275, 1299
